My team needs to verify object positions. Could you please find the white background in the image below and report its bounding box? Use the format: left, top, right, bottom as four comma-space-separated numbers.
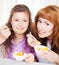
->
0, 0, 59, 27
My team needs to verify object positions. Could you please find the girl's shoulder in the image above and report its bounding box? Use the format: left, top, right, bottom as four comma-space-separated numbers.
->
0, 44, 6, 58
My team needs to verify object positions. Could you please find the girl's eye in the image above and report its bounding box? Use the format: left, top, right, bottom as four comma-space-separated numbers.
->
15, 19, 19, 21
23, 20, 27, 22
37, 19, 42, 23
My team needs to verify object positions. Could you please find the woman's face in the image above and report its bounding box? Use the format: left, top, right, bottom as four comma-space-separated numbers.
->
11, 12, 29, 35
37, 17, 54, 38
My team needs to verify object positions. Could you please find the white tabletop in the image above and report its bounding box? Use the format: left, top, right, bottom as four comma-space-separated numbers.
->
0, 58, 56, 65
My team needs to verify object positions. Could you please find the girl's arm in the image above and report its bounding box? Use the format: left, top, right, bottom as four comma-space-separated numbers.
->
0, 25, 11, 45
24, 53, 35, 62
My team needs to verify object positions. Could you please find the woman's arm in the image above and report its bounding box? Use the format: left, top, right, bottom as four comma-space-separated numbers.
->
55, 54, 59, 65
26, 32, 41, 47
37, 50, 59, 64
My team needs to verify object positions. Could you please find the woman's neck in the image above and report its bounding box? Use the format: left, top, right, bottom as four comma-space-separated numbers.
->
48, 39, 52, 44
47, 34, 53, 44
13, 34, 25, 44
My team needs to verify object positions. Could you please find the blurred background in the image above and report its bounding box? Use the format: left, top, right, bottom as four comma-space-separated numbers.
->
0, 0, 59, 27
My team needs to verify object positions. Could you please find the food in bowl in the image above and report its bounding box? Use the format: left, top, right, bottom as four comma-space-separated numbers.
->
13, 51, 27, 61
15, 52, 24, 56
34, 45, 49, 51
37, 46, 48, 51
34, 45, 50, 63
35, 40, 41, 45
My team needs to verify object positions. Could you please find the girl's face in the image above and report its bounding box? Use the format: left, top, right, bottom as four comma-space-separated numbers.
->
37, 17, 54, 38
11, 12, 29, 35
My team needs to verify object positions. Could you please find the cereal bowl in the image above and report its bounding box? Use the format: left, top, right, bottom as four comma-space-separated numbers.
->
13, 52, 27, 61
34, 45, 49, 52
34, 45, 50, 63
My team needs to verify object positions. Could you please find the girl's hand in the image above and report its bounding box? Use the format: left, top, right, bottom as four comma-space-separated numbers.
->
38, 50, 59, 64
24, 53, 34, 62
0, 25, 11, 44
26, 32, 41, 47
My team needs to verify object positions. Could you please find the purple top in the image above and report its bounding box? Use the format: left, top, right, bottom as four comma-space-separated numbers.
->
5, 37, 38, 61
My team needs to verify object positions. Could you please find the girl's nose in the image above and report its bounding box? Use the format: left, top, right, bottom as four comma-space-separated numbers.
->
19, 21, 23, 26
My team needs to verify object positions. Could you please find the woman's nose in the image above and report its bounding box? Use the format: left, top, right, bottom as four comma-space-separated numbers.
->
39, 24, 45, 30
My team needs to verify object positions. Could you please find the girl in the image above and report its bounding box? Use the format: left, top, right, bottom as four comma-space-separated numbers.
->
27, 5, 59, 64
0, 4, 38, 62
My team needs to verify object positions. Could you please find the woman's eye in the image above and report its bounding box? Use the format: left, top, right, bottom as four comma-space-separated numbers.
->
37, 20, 42, 23
46, 23, 49, 25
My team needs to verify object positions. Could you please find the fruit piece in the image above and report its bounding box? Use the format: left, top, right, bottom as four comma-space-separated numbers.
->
17, 30, 21, 32
16, 52, 24, 56
35, 40, 41, 45
37, 46, 48, 51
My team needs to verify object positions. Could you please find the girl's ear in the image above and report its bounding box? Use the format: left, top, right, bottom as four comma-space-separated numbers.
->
10, 20, 12, 25
6, 21, 12, 31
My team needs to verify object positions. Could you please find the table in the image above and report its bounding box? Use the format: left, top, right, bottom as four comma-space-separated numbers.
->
0, 58, 56, 65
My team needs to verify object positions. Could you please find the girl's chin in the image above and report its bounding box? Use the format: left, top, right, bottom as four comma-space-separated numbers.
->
15, 31, 23, 35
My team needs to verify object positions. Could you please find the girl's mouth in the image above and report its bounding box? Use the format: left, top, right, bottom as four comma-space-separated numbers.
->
16, 27, 24, 32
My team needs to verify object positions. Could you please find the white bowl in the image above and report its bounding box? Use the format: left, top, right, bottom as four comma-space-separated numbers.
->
34, 45, 49, 53
12, 52, 27, 61
34, 45, 50, 63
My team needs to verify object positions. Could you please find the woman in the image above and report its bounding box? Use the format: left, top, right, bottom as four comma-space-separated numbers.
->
27, 5, 59, 64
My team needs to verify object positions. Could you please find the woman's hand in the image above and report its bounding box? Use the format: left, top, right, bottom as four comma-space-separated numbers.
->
26, 32, 41, 47
38, 50, 59, 64
24, 53, 34, 62
0, 25, 11, 44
